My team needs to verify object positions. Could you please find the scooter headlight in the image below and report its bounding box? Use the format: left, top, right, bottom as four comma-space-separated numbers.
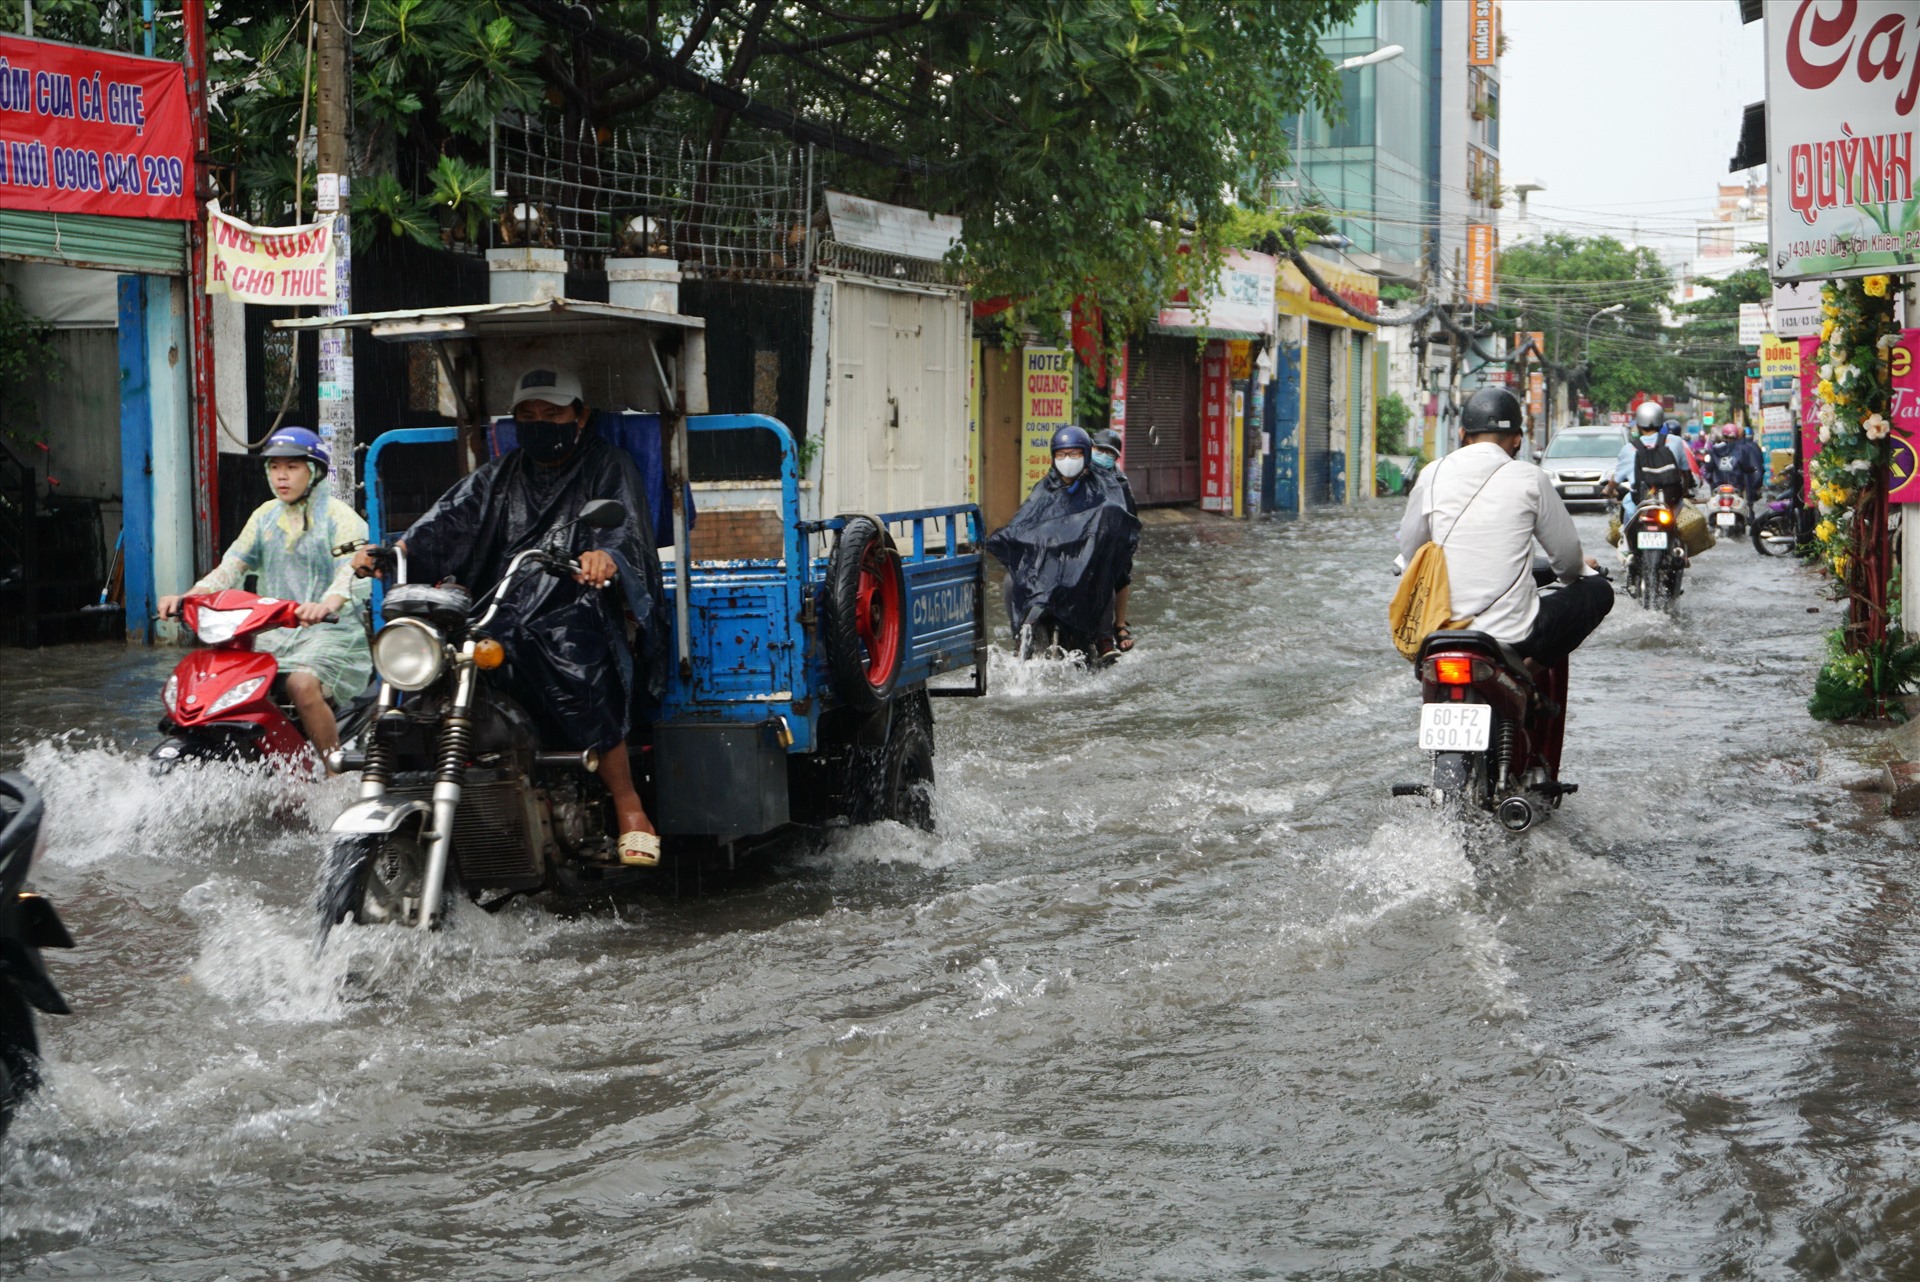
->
163, 673, 180, 712
207, 676, 267, 716
373, 618, 446, 692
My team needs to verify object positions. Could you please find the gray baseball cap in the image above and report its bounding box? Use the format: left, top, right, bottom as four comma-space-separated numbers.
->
512, 366, 585, 408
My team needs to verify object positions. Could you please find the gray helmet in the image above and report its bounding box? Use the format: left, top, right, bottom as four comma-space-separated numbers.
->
1633, 402, 1664, 430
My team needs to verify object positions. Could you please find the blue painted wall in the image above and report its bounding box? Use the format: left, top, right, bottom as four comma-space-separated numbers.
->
117, 276, 154, 644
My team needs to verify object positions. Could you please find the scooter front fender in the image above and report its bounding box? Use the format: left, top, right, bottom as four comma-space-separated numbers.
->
329, 797, 431, 837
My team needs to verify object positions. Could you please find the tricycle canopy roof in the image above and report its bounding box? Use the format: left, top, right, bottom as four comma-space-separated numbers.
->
270, 298, 705, 342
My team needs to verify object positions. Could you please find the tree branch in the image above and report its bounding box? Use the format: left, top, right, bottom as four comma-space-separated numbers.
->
523, 0, 948, 175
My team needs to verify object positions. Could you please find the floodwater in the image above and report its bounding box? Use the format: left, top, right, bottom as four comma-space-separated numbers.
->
2, 503, 1914, 1280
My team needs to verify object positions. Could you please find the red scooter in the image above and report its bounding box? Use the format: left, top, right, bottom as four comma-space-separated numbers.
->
150, 590, 363, 769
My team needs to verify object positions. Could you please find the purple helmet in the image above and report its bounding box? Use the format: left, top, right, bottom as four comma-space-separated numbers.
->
261, 426, 330, 477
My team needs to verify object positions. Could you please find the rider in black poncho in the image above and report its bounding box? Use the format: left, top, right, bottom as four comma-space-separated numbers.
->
987, 425, 1141, 660
359, 366, 667, 865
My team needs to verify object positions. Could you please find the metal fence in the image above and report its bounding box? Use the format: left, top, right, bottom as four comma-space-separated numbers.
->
493, 116, 820, 279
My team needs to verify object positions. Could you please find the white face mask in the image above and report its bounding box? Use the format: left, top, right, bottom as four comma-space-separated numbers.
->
1055, 454, 1086, 479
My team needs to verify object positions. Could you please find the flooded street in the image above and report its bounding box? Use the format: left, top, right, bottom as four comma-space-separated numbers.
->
2, 501, 1915, 1280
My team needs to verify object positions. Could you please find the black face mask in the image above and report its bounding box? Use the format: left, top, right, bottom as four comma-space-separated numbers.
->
516, 417, 579, 464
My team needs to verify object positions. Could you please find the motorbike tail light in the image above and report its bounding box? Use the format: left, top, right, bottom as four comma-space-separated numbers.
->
1433, 656, 1478, 685
1656, 509, 1673, 525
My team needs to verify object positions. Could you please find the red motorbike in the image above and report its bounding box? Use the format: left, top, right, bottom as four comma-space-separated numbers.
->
150, 590, 362, 769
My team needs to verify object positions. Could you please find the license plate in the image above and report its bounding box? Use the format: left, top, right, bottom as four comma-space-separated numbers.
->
1564, 485, 1594, 496
1419, 703, 1491, 752
1638, 531, 1669, 549
1714, 513, 1736, 527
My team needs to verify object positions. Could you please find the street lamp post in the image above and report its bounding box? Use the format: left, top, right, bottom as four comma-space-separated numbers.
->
1339, 44, 1404, 70
1583, 303, 1626, 358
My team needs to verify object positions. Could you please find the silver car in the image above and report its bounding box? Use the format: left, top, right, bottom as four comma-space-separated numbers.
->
1540, 430, 1626, 509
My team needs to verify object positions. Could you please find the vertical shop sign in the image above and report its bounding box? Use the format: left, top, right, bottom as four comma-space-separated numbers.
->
1108, 345, 1128, 465
1469, 0, 1498, 66
1466, 224, 1497, 304
1799, 334, 1823, 502
1201, 341, 1232, 512
1886, 329, 1920, 502
1759, 332, 1797, 405
1021, 347, 1073, 491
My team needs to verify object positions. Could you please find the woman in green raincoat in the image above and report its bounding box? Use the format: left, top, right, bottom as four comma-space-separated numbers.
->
158, 428, 371, 755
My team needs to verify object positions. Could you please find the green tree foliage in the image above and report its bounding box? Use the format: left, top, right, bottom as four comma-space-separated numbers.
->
8, 0, 1359, 368
1496, 232, 1680, 413
1675, 260, 1769, 410
1376, 390, 1410, 455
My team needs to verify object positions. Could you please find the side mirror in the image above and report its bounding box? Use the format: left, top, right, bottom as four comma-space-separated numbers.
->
577, 499, 627, 530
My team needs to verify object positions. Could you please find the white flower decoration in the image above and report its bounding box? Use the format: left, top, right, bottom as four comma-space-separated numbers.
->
1879, 332, 1902, 353
1819, 424, 1833, 443
1849, 457, 1873, 471
1864, 412, 1892, 440
1821, 362, 1834, 379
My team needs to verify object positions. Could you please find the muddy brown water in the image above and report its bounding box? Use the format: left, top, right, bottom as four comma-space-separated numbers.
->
1, 505, 1913, 1280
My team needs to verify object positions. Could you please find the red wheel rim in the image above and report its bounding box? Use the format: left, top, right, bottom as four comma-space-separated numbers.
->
853, 542, 903, 689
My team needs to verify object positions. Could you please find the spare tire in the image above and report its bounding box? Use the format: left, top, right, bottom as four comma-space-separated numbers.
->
824, 515, 905, 713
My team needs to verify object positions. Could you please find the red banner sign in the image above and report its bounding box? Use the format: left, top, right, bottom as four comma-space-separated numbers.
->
1200, 341, 1232, 512
0, 34, 194, 220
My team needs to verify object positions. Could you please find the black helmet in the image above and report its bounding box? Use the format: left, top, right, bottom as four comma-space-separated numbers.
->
1460, 386, 1523, 436
1091, 429, 1123, 455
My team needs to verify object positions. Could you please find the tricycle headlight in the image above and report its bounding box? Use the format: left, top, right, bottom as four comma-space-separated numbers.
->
373, 618, 446, 691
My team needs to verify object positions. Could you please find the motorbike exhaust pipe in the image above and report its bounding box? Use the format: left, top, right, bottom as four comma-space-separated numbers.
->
535, 749, 601, 771
1497, 796, 1536, 832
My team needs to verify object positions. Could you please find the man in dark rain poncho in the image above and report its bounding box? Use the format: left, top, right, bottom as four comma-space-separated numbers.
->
354, 367, 668, 865
986, 425, 1141, 661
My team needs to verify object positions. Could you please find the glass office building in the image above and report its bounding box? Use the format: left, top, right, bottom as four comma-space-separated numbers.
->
1294, 0, 1438, 283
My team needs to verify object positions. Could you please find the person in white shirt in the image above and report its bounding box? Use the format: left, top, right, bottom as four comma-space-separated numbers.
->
1396, 386, 1614, 665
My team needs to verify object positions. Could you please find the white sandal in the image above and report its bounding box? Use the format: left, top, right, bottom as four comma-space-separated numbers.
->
617, 830, 661, 867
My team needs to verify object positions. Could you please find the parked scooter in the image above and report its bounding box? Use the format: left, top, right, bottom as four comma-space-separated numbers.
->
150, 589, 372, 770
1624, 495, 1685, 610
316, 499, 643, 938
1706, 484, 1749, 538
1750, 484, 1801, 557
0, 772, 73, 1140
1391, 570, 1581, 833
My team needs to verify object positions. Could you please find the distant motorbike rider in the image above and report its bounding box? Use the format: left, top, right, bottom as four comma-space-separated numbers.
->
987, 425, 1142, 662
158, 428, 371, 756
1708, 425, 1766, 502
352, 367, 667, 866
1611, 402, 1696, 527
1091, 429, 1137, 651
1396, 386, 1613, 666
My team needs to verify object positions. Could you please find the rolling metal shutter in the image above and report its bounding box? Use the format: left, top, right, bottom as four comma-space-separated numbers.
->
1304, 323, 1334, 506
1127, 335, 1200, 504
0, 210, 186, 275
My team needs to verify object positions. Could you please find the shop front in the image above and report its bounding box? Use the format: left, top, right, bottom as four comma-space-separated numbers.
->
0, 32, 202, 644
1268, 256, 1379, 515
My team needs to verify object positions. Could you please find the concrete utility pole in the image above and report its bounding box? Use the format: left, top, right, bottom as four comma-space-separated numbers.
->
315, 0, 355, 501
